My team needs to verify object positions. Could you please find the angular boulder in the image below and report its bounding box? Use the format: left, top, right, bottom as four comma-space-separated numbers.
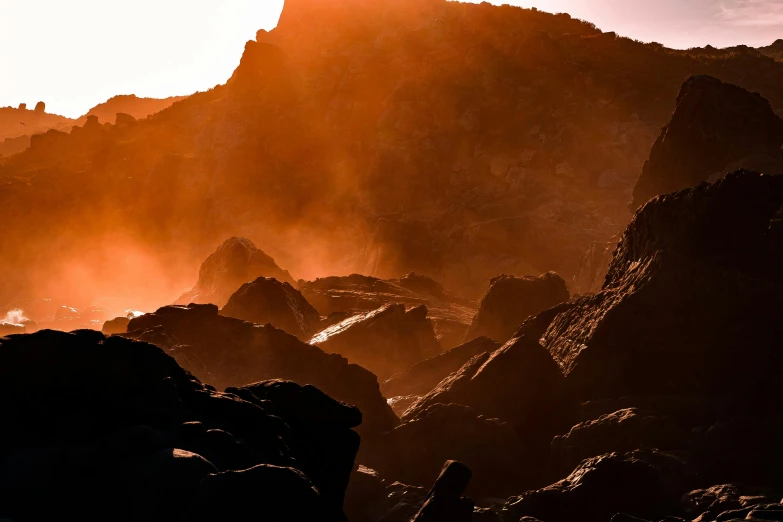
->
127, 304, 398, 435
631, 76, 783, 209
543, 171, 783, 402
464, 273, 569, 343
176, 237, 295, 307
381, 336, 500, 398
309, 303, 441, 380
220, 277, 321, 339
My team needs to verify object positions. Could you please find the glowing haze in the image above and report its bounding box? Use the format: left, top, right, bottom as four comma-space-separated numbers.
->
1, 0, 781, 117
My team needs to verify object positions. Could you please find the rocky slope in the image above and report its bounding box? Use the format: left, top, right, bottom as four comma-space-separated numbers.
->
6, 0, 783, 307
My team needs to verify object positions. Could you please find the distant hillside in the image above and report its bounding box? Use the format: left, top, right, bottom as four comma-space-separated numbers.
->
0, 95, 186, 159
4, 0, 783, 306
77, 94, 188, 125
759, 39, 783, 62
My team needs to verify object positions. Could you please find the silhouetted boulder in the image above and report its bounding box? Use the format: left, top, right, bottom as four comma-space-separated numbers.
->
0, 330, 358, 521
403, 335, 570, 436
220, 277, 320, 339
34, 101, 45, 113
464, 273, 569, 343
176, 237, 295, 307
631, 76, 783, 209
543, 171, 783, 402
127, 304, 397, 435
102, 316, 130, 335
412, 461, 474, 522
310, 303, 441, 380
381, 336, 499, 398
506, 449, 697, 522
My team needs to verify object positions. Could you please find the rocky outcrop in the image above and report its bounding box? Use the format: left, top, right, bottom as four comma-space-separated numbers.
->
381, 336, 499, 398
543, 171, 783, 401
220, 277, 320, 339
506, 449, 697, 522
127, 304, 397, 435
299, 274, 476, 350
0, 329, 358, 521
631, 76, 783, 209
176, 237, 295, 307
310, 303, 441, 380
464, 273, 569, 343
102, 316, 130, 335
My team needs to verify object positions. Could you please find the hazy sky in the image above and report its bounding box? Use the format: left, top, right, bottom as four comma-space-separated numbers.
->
1, 0, 781, 118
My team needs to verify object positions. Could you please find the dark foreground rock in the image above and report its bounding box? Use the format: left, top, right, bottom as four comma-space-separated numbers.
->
381, 336, 500, 398
0, 329, 358, 521
220, 277, 321, 339
366, 403, 528, 498
464, 273, 569, 343
309, 303, 441, 380
506, 449, 697, 522
176, 237, 295, 307
631, 76, 783, 209
412, 461, 474, 522
127, 304, 397, 435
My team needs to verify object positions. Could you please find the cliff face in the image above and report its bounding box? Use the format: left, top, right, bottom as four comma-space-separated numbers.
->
5, 0, 783, 306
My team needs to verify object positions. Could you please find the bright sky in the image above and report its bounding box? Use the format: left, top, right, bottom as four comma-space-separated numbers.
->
1, 0, 781, 118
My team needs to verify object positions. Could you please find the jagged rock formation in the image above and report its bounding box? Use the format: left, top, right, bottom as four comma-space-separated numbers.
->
220, 277, 320, 339
544, 171, 783, 401
631, 76, 783, 209
0, 330, 358, 521
8, 0, 783, 307
177, 238, 295, 307
381, 336, 499, 398
126, 304, 397, 435
300, 274, 476, 350
464, 272, 570, 343
310, 303, 441, 380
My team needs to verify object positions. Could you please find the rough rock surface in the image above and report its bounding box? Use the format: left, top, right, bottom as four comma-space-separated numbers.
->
0, 330, 358, 521
220, 277, 321, 339
176, 237, 295, 307
543, 171, 783, 401
572, 238, 618, 295
127, 304, 397, 435
310, 303, 441, 380
299, 274, 476, 350
506, 449, 697, 522
550, 408, 679, 477
631, 76, 783, 209
381, 336, 499, 398
464, 273, 570, 343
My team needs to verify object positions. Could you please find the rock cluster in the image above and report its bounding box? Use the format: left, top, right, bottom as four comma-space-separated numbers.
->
0, 330, 359, 521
